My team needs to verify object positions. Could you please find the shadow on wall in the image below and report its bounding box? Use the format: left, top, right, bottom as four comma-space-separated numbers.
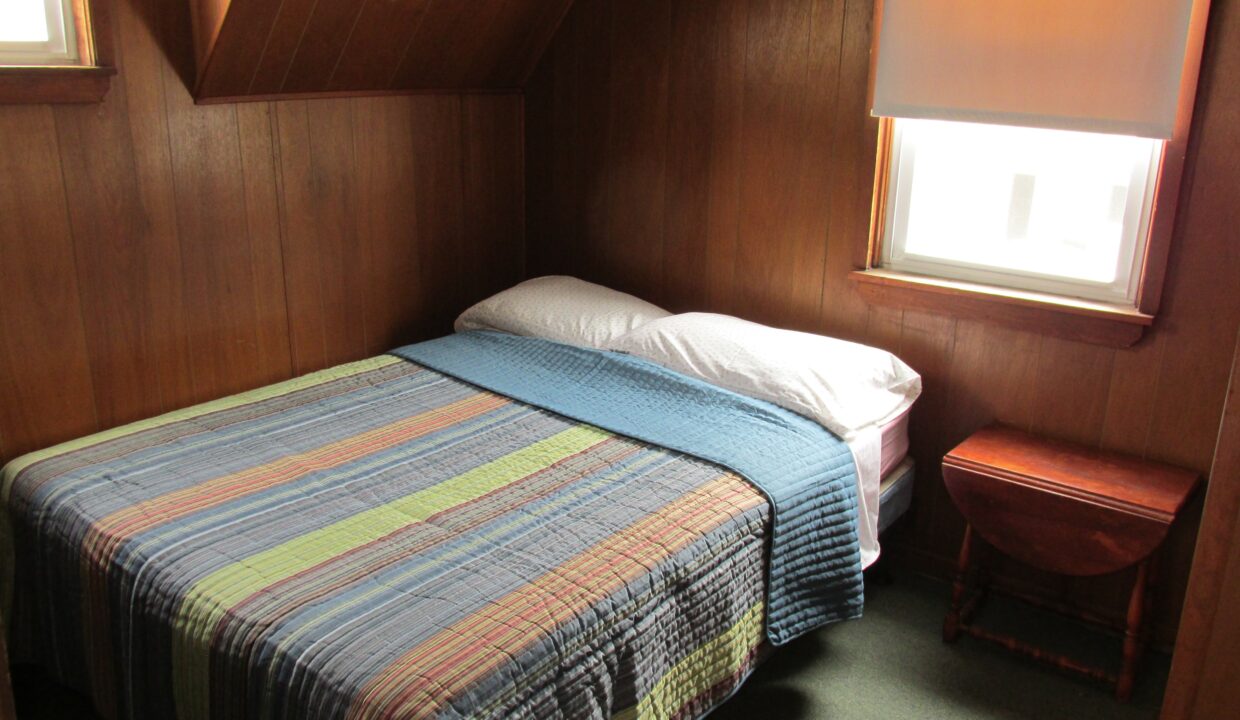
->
127, 0, 198, 94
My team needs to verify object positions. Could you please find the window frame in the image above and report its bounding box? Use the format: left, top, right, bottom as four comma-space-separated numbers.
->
0, 0, 114, 104
852, 0, 1210, 348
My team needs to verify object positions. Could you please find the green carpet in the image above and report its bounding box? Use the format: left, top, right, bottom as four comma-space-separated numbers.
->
712, 571, 1166, 720
13, 570, 1166, 719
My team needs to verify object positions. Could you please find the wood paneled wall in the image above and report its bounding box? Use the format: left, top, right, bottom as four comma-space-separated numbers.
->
1163, 328, 1240, 718
0, 0, 524, 466
526, 0, 1240, 643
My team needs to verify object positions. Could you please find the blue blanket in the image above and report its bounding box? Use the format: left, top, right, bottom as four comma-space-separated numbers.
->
392, 331, 863, 643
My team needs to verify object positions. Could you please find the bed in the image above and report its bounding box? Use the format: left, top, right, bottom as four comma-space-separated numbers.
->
3, 319, 916, 720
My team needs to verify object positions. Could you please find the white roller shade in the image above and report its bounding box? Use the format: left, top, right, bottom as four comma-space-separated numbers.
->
871, 0, 1198, 138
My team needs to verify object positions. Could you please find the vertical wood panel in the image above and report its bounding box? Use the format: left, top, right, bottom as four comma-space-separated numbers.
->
118, 0, 198, 412
819, 0, 878, 342
462, 96, 526, 301
780, 0, 845, 331
524, 39, 557, 278
1144, 189, 1240, 471
1142, 0, 1240, 660
1028, 338, 1114, 445
701, 1, 749, 315
274, 99, 369, 374
896, 310, 957, 556
1192, 513, 1240, 717
597, 0, 671, 304
0, 0, 525, 468
1163, 330, 1240, 720
352, 97, 425, 355
409, 97, 469, 337
0, 107, 99, 457
1100, 336, 1165, 457
303, 99, 368, 367
533, 0, 613, 280
273, 100, 328, 374
661, 0, 745, 312
524, 0, 1240, 644
562, 0, 615, 283
733, 0, 815, 327
164, 72, 268, 402
55, 79, 168, 427
234, 102, 294, 383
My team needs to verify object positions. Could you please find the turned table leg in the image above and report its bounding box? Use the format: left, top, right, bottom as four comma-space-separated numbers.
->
943, 523, 974, 643
1116, 560, 1150, 702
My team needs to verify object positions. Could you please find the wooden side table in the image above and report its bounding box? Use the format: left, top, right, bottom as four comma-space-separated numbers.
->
940, 425, 1200, 701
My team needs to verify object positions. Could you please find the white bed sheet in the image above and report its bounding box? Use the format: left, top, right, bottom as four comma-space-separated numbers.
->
849, 427, 883, 569
851, 408, 912, 568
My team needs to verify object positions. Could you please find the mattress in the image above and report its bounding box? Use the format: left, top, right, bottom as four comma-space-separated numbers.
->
1, 337, 863, 720
847, 408, 912, 569
878, 409, 911, 479
877, 458, 915, 535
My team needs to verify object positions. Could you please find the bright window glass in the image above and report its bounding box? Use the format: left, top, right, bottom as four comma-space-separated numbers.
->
883, 119, 1163, 303
0, 0, 51, 41
0, 0, 78, 65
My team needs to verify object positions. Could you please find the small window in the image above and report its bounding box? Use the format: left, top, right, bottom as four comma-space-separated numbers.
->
881, 119, 1163, 304
0, 0, 80, 66
0, 0, 113, 104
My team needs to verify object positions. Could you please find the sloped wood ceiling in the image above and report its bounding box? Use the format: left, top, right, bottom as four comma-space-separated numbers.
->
190, 0, 576, 101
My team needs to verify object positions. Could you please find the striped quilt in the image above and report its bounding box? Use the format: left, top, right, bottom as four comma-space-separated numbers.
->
2, 336, 858, 720
394, 332, 863, 643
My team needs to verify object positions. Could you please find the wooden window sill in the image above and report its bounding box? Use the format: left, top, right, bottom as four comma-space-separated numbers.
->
850, 269, 1153, 347
0, 65, 115, 104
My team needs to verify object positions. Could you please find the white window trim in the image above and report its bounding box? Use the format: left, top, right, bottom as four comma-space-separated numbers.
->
880, 119, 1164, 306
0, 0, 79, 66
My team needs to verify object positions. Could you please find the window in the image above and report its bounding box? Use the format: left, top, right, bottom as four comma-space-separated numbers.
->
0, 0, 79, 66
0, 0, 113, 104
881, 119, 1163, 304
857, 0, 1210, 346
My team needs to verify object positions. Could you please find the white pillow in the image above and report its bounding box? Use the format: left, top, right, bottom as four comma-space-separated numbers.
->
455, 276, 671, 349
610, 313, 921, 439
